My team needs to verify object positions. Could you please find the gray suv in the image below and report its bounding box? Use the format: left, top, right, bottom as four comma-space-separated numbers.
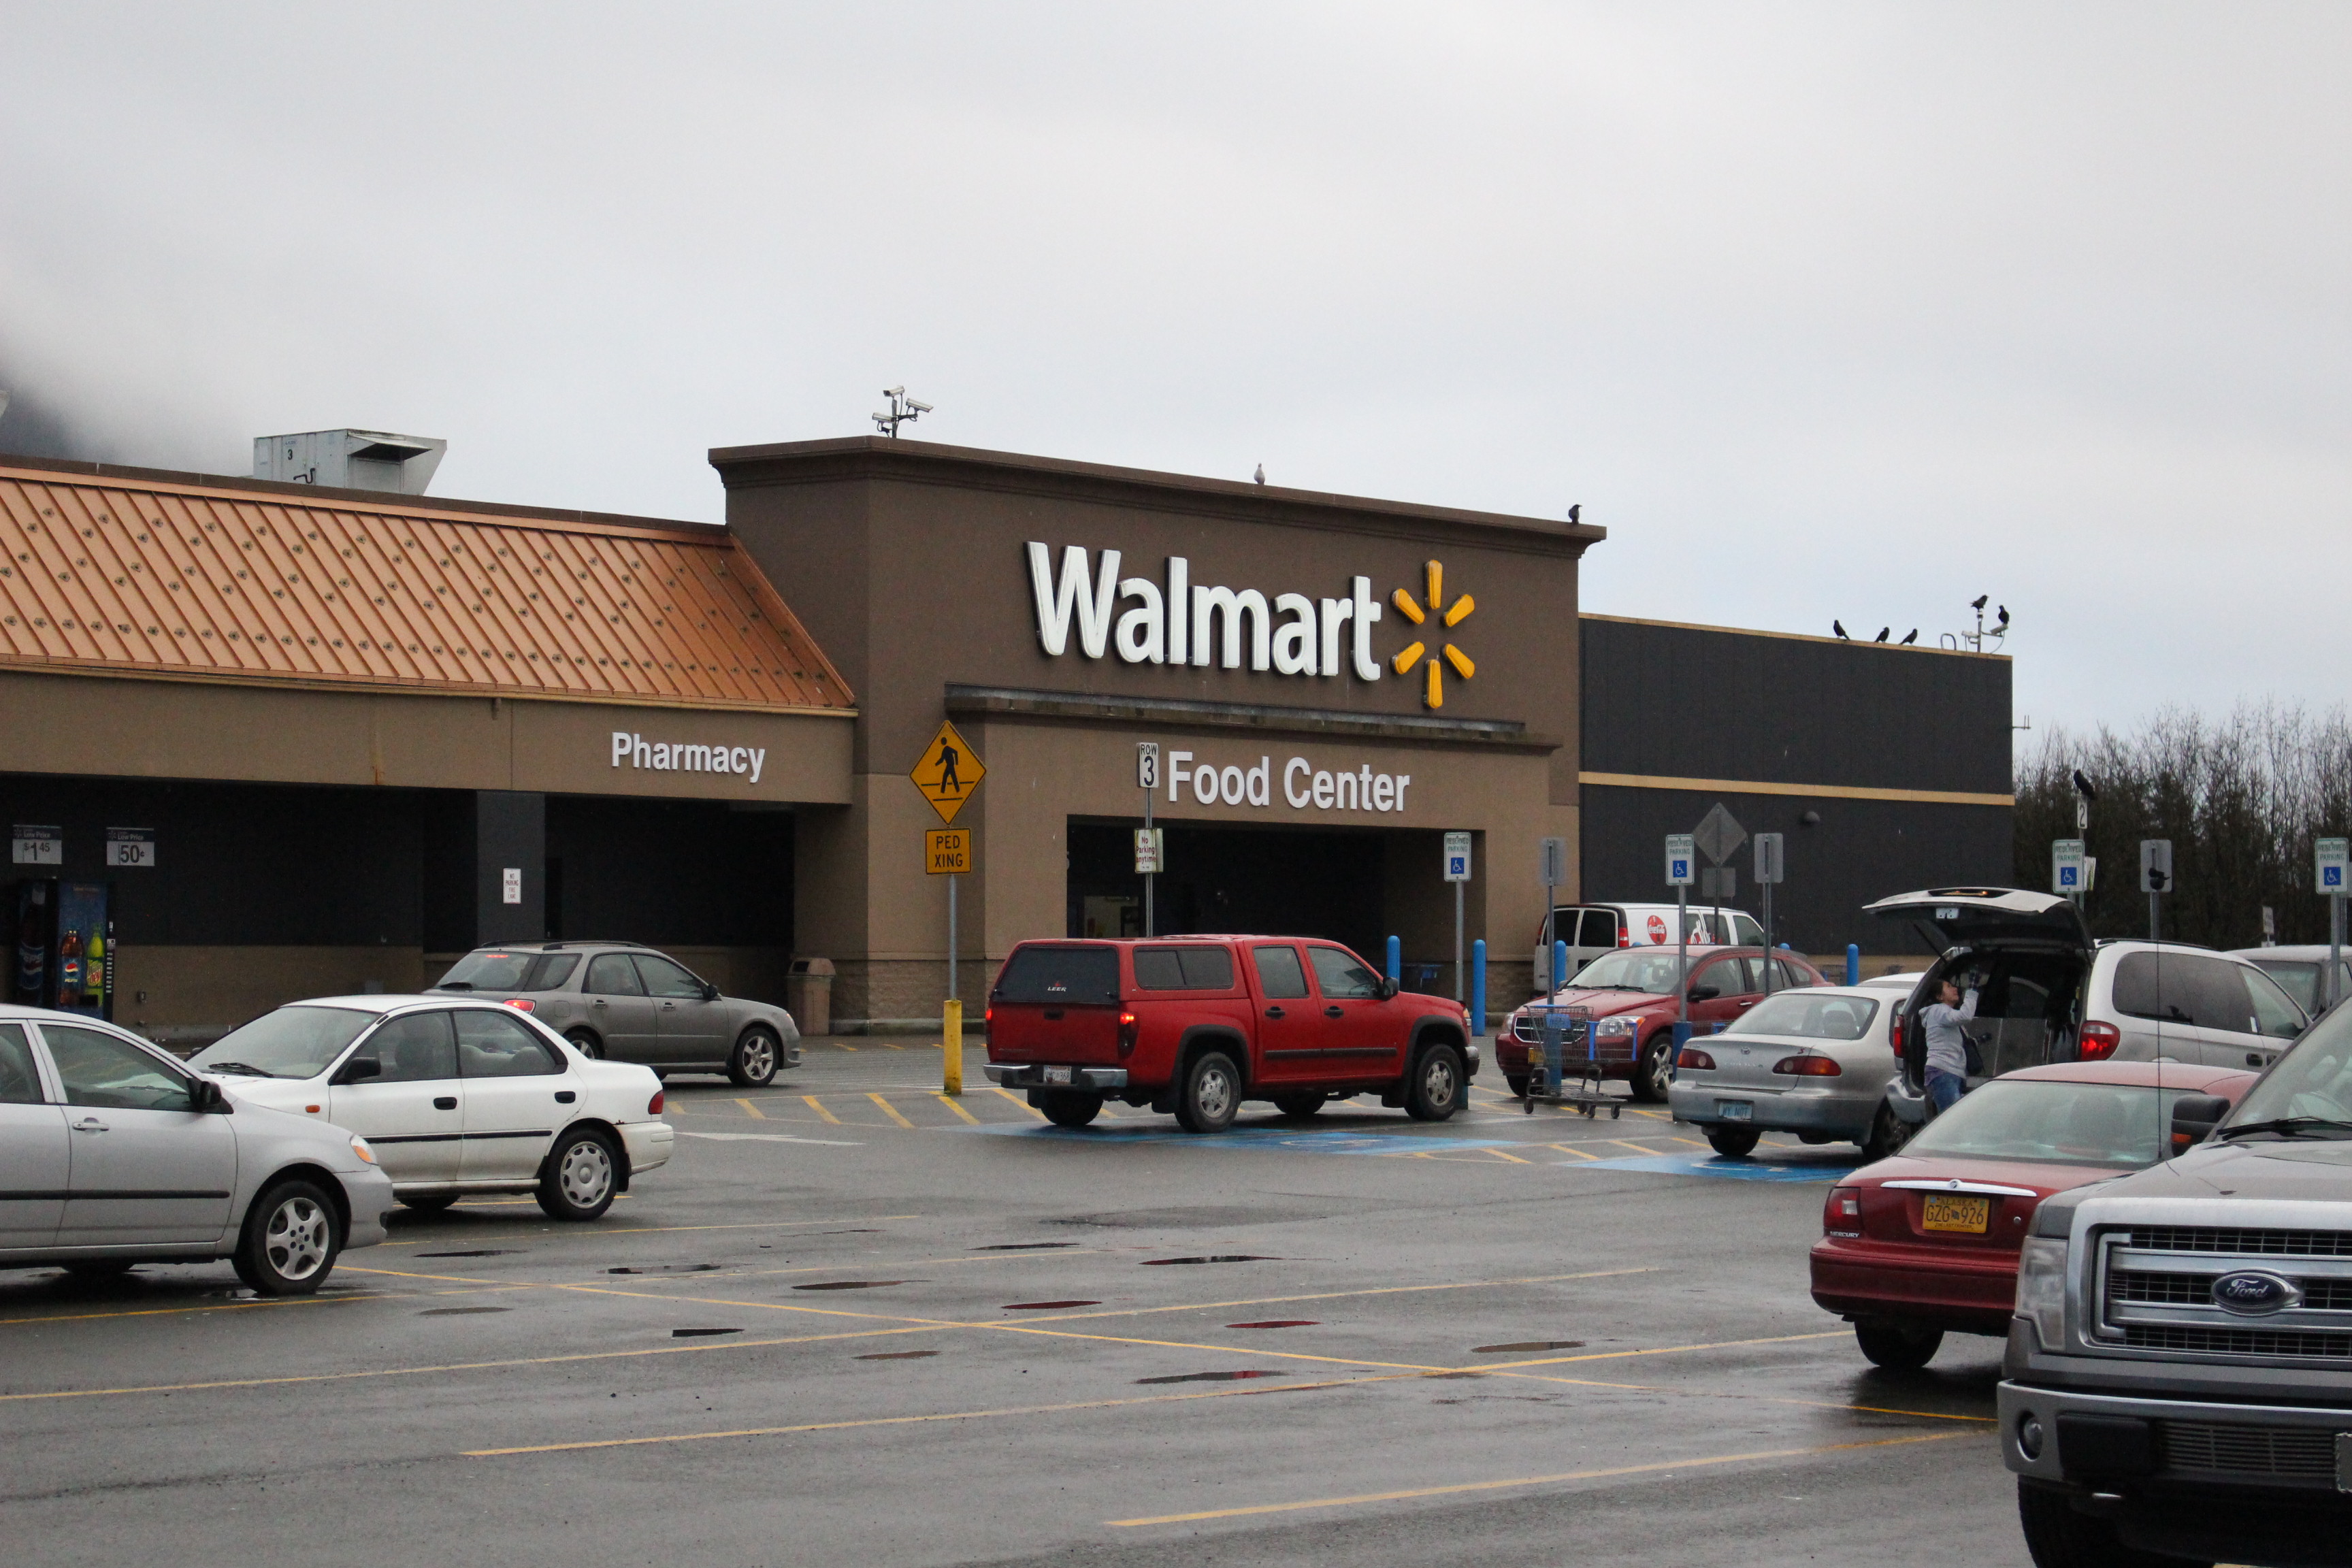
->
432, 943, 802, 1087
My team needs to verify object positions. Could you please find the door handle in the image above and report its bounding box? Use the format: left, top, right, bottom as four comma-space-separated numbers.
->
591, 998, 609, 1009
555, 1090, 576, 1104
661, 1002, 676, 1011
1324, 1006, 1345, 1018
1265, 1007, 1286, 1019
2249, 1053, 2265, 1067
71, 1117, 107, 1133
434, 1096, 457, 1111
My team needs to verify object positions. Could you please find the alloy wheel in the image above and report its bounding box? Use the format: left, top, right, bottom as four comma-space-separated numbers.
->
1194, 1064, 1234, 1122
263, 1196, 331, 1282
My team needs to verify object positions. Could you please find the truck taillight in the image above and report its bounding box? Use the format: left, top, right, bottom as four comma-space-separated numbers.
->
648, 1090, 664, 1115
1118, 1011, 1139, 1057
502, 998, 535, 1011
2079, 1020, 2122, 1061
1772, 1054, 1842, 1077
1825, 1186, 1862, 1236
1617, 926, 1631, 947
1677, 1046, 1716, 1071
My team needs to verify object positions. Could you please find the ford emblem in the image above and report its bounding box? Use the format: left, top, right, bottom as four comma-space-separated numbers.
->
2210, 1271, 2302, 1316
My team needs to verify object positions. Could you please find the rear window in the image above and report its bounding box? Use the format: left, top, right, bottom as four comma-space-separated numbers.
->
1728, 992, 1879, 1040
994, 945, 1121, 1005
439, 949, 580, 992
1132, 945, 1237, 991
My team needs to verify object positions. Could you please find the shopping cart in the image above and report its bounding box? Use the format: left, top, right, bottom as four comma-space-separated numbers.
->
1520, 1002, 1620, 1119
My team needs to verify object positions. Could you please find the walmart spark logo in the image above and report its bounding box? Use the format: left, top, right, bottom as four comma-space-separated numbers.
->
1390, 560, 1474, 708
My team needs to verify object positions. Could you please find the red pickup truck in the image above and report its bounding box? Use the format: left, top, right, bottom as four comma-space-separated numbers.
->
983, 936, 1478, 1133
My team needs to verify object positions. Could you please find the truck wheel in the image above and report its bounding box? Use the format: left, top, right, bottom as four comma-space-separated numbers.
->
1629, 1036, 1673, 1102
1040, 1091, 1102, 1128
728, 1027, 781, 1088
1706, 1126, 1761, 1158
1854, 1319, 1942, 1371
1273, 1094, 1324, 1119
1405, 1043, 1465, 1122
1861, 1100, 1914, 1161
2016, 1480, 2204, 1568
1175, 1049, 1241, 1134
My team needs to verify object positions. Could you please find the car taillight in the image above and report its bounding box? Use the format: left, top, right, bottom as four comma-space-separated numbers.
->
2080, 1020, 2122, 1061
1772, 1054, 1842, 1077
1617, 926, 1631, 948
649, 1090, 664, 1115
1118, 1011, 1139, 1057
985, 1007, 994, 1026
502, 998, 535, 1012
1677, 1046, 1716, 1071
1825, 1186, 1863, 1236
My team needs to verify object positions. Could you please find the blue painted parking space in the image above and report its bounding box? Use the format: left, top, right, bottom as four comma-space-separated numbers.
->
1561, 1149, 1861, 1182
967, 1122, 1529, 1155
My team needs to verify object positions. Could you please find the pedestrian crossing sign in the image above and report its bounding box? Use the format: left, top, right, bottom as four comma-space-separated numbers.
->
910, 721, 985, 825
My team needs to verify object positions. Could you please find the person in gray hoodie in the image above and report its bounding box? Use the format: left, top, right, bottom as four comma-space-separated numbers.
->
1921, 976, 1978, 1112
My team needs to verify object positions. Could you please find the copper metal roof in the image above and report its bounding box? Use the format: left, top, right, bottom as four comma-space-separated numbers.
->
0, 461, 853, 714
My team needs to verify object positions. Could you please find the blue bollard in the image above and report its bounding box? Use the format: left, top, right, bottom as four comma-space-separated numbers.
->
1386, 934, 1401, 982
1471, 939, 1487, 1039
1846, 944, 1860, 985
1553, 939, 1568, 994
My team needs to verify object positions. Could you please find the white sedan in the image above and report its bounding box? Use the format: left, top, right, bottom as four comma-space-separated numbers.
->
0, 1004, 394, 1294
188, 996, 673, 1220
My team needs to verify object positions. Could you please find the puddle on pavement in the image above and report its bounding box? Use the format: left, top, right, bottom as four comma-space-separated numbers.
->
1134, 1370, 1288, 1385
672, 1328, 742, 1337
971, 1243, 1079, 1251
608, 1264, 723, 1275
857, 1350, 940, 1360
420, 1307, 512, 1316
1228, 1320, 1317, 1328
791, 1280, 915, 1291
1141, 1256, 1279, 1266
418, 1250, 522, 1259
1002, 1299, 1099, 1310
1473, 1340, 1586, 1353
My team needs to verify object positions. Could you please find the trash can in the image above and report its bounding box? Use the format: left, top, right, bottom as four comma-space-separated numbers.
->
786, 957, 834, 1036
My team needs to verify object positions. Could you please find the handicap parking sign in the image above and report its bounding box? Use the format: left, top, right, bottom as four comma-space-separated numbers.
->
2322, 839, 2350, 896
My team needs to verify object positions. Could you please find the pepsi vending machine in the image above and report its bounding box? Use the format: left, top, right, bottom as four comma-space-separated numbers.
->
12, 879, 112, 1019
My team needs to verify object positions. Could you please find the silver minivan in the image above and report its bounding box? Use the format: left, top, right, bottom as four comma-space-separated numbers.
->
1865, 888, 2308, 1126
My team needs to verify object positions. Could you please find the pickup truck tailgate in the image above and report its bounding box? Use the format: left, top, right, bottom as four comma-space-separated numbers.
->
990, 1002, 1124, 1062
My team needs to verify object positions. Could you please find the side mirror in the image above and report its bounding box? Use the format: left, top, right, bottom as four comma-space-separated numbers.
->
1377, 977, 1399, 1000
2170, 1094, 2232, 1156
189, 1077, 233, 1114
335, 1056, 382, 1085
703, 983, 722, 1002
1687, 985, 1720, 1003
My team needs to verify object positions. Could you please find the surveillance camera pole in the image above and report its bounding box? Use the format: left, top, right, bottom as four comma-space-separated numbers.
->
872, 387, 931, 439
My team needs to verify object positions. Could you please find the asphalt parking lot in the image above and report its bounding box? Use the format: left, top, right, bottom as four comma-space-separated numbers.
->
3, 1041, 2021, 1568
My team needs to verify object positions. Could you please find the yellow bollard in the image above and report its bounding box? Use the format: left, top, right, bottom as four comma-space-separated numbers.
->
943, 998, 963, 1096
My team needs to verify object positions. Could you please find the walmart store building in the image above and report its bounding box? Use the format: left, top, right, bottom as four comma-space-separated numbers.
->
0, 438, 2010, 1038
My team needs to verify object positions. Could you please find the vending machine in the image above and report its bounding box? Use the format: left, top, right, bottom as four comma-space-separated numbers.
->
10, 879, 112, 1019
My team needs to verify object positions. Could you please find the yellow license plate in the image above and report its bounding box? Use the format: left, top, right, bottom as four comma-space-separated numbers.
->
1921, 1194, 1990, 1234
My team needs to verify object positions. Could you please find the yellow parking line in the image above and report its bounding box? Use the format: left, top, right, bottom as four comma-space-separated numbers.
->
802, 1096, 843, 1125
734, 1097, 767, 1120
868, 1094, 916, 1129
1625, 1107, 1671, 1120
1106, 1431, 1978, 1526
934, 1094, 980, 1124
987, 1085, 1047, 1120
1547, 1143, 1602, 1159
1669, 1135, 1710, 1147
1604, 1139, 1670, 1154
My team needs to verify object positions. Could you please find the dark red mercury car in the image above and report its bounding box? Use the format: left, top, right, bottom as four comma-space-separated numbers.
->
982, 937, 1476, 1133
1497, 945, 1826, 1102
1809, 1060, 2256, 1370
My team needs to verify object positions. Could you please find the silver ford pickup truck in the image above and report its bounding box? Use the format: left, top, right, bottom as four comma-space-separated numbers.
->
1999, 994, 2352, 1567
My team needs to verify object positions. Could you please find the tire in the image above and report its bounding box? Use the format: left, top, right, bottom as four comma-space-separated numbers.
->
1707, 1126, 1761, 1158
233, 1179, 342, 1296
1854, 1319, 1943, 1371
1405, 1043, 1466, 1122
728, 1027, 781, 1088
536, 1128, 621, 1221
1629, 1036, 1673, 1103
2016, 1481, 2209, 1568
1039, 1091, 1103, 1128
1175, 1049, 1241, 1134
565, 1030, 604, 1060
1273, 1093, 1325, 1119
1504, 1074, 1529, 1098
397, 1194, 459, 1213
1862, 1100, 1914, 1162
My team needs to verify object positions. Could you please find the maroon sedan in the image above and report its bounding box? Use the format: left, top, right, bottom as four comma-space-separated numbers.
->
1808, 1060, 2257, 1370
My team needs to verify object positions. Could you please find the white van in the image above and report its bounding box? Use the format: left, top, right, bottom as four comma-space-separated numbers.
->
1531, 902, 1763, 995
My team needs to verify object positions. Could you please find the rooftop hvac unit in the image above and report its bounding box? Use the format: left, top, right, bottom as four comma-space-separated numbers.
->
253, 429, 446, 495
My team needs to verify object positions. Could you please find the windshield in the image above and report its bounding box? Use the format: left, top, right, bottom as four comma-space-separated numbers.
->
1563, 948, 1688, 994
189, 1006, 375, 1079
1904, 1078, 2212, 1169
2251, 960, 2324, 1015
1727, 992, 1879, 1041
2228, 1003, 2352, 1131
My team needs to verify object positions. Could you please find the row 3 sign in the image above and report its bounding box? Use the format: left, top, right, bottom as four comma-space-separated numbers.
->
12, 826, 154, 867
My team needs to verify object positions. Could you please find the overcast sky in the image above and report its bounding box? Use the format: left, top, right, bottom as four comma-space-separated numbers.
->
1, 3, 2342, 737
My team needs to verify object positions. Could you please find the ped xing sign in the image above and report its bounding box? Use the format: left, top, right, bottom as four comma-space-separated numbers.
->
926, 829, 972, 875
1665, 833, 1695, 887
910, 721, 985, 826
1444, 830, 1471, 883
2319, 838, 2349, 896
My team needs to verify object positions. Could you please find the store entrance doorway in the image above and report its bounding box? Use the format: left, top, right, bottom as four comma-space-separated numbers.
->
1065, 821, 1386, 961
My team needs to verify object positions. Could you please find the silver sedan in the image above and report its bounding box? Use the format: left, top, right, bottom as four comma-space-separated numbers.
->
1667, 986, 1907, 1160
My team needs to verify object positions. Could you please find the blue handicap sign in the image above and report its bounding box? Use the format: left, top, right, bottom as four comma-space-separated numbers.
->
1670, 858, 1690, 879
1448, 855, 1468, 877
2058, 866, 2078, 887
2328, 867, 2344, 889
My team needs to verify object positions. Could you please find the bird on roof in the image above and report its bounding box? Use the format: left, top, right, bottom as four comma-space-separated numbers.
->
1874, 627, 1891, 642
1832, 620, 1849, 639
1996, 605, 2010, 627
1972, 594, 1989, 611
2073, 769, 2097, 801
1567, 504, 1581, 524
1899, 629, 1918, 645
1253, 464, 1266, 485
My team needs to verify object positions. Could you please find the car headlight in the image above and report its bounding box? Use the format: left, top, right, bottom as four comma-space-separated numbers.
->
2014, 1237, 2068, 1349
1592, 1017, 1637, 1038
349, 1135, 378, 1165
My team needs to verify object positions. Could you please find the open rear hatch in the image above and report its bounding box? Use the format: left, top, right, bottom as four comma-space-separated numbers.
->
1863, 887, 2093, 955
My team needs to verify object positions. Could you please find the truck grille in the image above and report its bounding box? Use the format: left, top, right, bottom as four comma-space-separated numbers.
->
2097, 1227, 2352, 1362
2125, 1226, 2352, 1258
2123, 1324, 2352, 1358
2111, 1271, 2215, 1305
2159, 1420, 2339, 1478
